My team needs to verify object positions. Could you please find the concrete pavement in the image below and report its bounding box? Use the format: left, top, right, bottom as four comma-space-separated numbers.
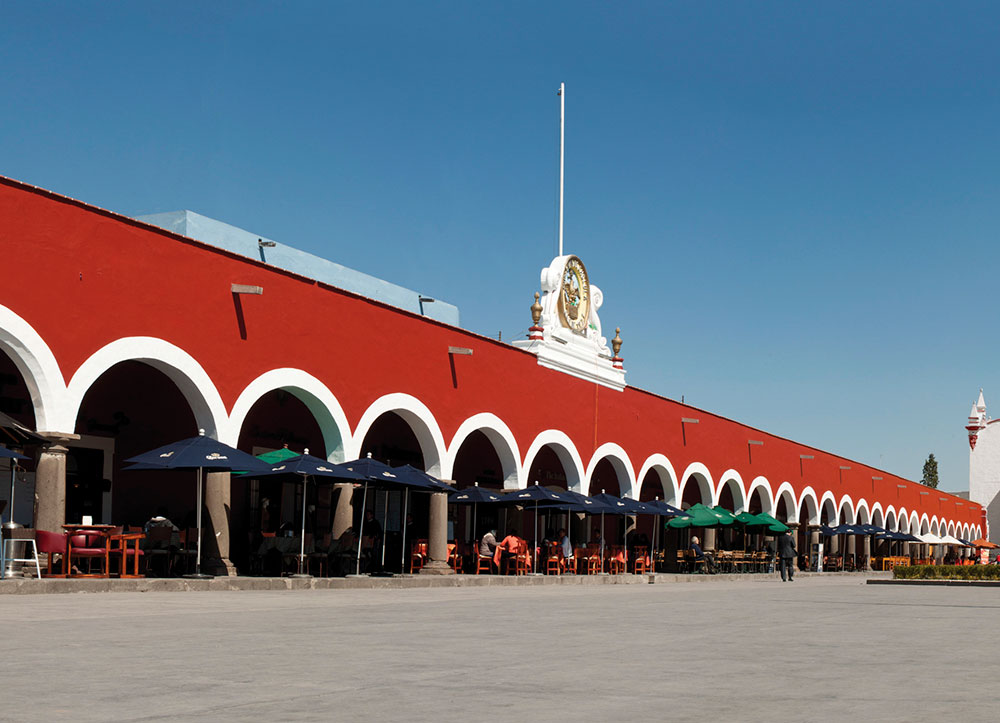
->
2, 576, 993, 722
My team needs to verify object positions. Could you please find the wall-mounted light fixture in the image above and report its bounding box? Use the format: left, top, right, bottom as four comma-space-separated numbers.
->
748, 440, 764, 446
839, 466, 851, 471
448, 346, 473, 356
231, 284, 263, 295
681, 418, 699, 424
419, 296, 435, 315
258, 238, 276, 248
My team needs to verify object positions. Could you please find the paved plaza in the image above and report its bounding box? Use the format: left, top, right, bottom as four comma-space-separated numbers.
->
4, 576, 996, 722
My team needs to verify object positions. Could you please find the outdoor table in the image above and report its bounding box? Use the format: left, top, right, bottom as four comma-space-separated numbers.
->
62, 524, 115, 578
257, 535, 314, 556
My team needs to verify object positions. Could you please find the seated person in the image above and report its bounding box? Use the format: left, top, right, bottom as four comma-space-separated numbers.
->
144, 507, 179, 535
689, 535, 716, 574
559, 528, 572, 560
479, 528, 499, 571
591, 527, 605, 556
497, 529, 521, 569
327, 527, 357, 577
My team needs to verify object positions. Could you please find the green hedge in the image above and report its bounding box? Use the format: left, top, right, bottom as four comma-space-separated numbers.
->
894, 565, 1000, 580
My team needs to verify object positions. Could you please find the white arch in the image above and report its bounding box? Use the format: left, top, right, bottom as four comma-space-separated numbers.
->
679, 462, 714, 508
837, 495, 855, 525
443, 412, 522, 488
63, 337, 228, 437
714, 469, 747, 512
947, 521, 956, 537
975, 525, 983, 539
0, 303, 67, 431
773, 482, 797, 522
636, 454, 680, 505
522, 429, 585, 492
889, 507, 901, 532
745, 476, 775, 516
350, 392, 447, 477
584, 443, 637, 498
819, 491, 838, 524
855, 499, 870, 525
963, 523, 971, 540
930, 517, 939, 536
796, 487, 820, 525
919, 513, 929, 535
226, 368, 351, 458
870, 502, 885, 528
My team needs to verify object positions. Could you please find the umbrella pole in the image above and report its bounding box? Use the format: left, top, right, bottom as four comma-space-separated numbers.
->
380, 491, 389, 570
400, 488, 409, 573
298, 475, 308, 574
195, 466, 203, 576
601, 511, 605, 572
355, 481, 368, 575
472, 501, 477, 553
8, 462, 15, 525
534, 501, 538, 573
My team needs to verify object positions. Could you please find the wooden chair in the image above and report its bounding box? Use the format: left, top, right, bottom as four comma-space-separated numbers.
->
633, 546, 648, 574
686, 549, 706, 574
410, 540, 428, 573
67, 531, 111, 577
545, 542, 563, 575
448, 542, 462, 573
309, 533, 331, 576
579, 546, 601, 575
475, 540, 494, 574
108, 526, 146, 578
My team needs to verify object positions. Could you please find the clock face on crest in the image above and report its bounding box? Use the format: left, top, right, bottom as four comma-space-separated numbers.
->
558, 255, 591, 333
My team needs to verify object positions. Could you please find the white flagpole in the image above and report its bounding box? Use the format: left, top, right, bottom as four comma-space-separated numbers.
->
558, 82, 565, 257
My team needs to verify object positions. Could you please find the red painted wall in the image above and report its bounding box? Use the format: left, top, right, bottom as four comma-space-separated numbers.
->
0, 176, 983, 532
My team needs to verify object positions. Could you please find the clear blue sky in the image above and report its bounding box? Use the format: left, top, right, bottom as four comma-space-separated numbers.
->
3, 3, 999, 491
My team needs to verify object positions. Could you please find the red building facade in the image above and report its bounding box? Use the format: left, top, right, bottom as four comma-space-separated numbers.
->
0, 175, 983, 570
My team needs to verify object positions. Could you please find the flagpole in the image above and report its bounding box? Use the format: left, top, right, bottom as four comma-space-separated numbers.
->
558, 82, 565, 257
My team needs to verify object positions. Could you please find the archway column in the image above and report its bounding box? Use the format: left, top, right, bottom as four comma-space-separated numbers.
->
33, 432, 80, 532
332, 483, 354, 539
203, 471, 236, 576
703, 527, 716, 552
420, 481, 454, 575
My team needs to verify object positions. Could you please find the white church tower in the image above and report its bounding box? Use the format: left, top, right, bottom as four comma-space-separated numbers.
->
967, 389, 996, 540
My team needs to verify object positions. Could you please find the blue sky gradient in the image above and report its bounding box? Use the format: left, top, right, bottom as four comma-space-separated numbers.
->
4, 2, 1000, 490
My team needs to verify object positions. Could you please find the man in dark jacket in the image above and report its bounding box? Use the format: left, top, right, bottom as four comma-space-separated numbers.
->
777, 531, 797, 582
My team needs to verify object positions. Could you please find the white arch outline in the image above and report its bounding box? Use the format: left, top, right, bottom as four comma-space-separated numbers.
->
796, 487, 819, 525
870, 502, 885, 528
918, 513, 929, 535
773, 482, 797, 522
443, 412, 522, 488
819, 491, 838, 524
350, 392, 447, 477
63, 337, 228, 437
0, 304, 67, 431
227, 368, 351, 457
745, 476, 775, 516
584, 443, 637, 498
521, 429, 585, 492
855, 499, 871, 525
635, 454, 680, 505
714, 469, 747, 512
679, 462, 714, 507
837, 495, 855, 525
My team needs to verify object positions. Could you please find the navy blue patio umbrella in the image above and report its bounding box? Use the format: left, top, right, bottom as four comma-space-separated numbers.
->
254, 451, 367, 575
643, 497, 688, 559
502, 484, 573, 568
336, 455, 451, 575
125, 430, 272, 578
450, 483, 504, 555
0, 448, 27, 461
590, 491, 654, 572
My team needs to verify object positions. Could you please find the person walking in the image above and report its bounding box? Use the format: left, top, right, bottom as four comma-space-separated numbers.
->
777, 531, 797, 582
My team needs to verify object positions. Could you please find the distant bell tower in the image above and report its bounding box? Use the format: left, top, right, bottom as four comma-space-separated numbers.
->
967, 389, 996, 541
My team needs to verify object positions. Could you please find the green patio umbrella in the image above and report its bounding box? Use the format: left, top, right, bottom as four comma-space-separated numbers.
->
754, 512, 790, 534
235, 445, 300, 475
667, 503, 737, 529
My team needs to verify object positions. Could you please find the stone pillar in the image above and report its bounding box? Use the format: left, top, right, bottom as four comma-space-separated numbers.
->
203, 471, 236, 576
829, 534, 839, 554
861, 536, 871, 570
420, 487, 454, 575
703, 527, 716, 552
847, 535, 856, 559
33, 433, 79, 532
332, 483, 354, 538
809, 528, 820, 570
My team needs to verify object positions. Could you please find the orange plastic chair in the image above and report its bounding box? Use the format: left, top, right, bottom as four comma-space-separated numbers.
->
410, 540, 428, 573
633, 546, 649, 574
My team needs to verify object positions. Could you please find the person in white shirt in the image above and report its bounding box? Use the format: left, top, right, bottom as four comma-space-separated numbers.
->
559, 528, 572, 560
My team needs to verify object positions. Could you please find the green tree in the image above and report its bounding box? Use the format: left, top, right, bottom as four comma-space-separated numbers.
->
921, 453, 939, 489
